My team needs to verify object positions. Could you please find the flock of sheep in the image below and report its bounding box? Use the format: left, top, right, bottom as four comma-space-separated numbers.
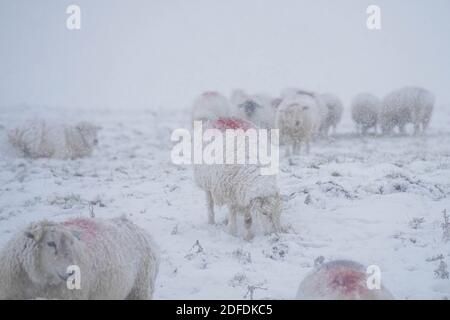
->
0, 85, 435, 299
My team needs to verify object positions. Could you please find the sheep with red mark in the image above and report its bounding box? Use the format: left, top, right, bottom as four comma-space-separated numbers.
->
8, 119, 100, 159
191, 91, 231, 125
0, 217, 159, 300
296, 260, 394, 300
193, 117, 282, 240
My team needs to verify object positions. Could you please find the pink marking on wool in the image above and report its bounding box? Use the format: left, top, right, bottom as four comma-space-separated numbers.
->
202, 91, 219, 97
62, 218, 98, 243
211, 118, 254, 131
326, 268, 366, 295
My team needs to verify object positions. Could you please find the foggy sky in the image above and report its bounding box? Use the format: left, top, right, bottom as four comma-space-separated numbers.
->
0, 0, 449, 110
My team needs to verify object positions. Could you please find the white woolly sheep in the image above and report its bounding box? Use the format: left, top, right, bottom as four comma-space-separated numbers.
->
276, 92, 321, 156
380, 86, 435, 135
8, 119, 99, 159
191, 91, 231, 125
318, 93, 343, 136
193, 118, 282, 240
296, 260, 395, 300
0, 217, 159, 300
230, 89, 276, 129
351, 93, 381, 135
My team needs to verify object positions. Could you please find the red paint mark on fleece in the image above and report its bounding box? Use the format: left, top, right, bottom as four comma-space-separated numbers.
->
62, 218, 98, 243
211, 118, 254, 131
326, 267, 366, 295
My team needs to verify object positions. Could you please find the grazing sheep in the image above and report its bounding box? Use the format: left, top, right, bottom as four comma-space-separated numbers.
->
380, 86, 435, 135
191, 91, 231, 125
0, 217, 159, 300
276, 92, 321, 156
351, 93, 381, 135
230, 89, 276, 129
194, 118, 282, 240
8, 119, 99, 159
296, 260, 394, 300
318, 93, 343, 136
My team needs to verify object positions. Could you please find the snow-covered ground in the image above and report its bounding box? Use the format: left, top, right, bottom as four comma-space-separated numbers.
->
1, 103, 450, 300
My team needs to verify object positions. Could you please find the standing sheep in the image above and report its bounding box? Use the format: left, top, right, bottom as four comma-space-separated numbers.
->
191, 91, 231, 125
380, 86, 435, 135
0, 217, 159, 300
8, 119, 100, 159
194, 118, 282, 240
296, 260, 394, 300
230, 89, 276, 129
351, 93, 381, 135
318, 93, 343, 136
276, 92, 321, 156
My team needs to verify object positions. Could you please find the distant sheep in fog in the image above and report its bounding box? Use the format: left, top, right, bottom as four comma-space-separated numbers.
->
0, 217, 159, 300
296, 260, 395, 300
191, 91, 231, 125
230, 90, 276, 129
318, 93, 343, 136
380, 87, 435, 135
276, 91, 321, 155
351, 93, 381, 135
8, 120, 99, 159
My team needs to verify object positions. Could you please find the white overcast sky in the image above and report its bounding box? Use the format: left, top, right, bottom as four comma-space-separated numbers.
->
0, 0, 449, 110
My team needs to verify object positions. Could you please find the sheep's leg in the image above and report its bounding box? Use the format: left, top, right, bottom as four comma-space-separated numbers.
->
228, 207, 238, 236
305, 140, 310, 154
284, 145, 291, 157
244, 213, 254, 241
206, 191, 215, 225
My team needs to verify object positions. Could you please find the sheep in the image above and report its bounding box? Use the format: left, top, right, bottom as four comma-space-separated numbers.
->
351, 93, 381, 135
191, 91, 231, 125
8, 119, 99, 159
0, 216, 159, 300
296, 260, 395, 300
276, 91, 321, 156
230, 90, 276, 129
380, 86, 435, 135
193, 118, 282, 240
318, 93, 343, 136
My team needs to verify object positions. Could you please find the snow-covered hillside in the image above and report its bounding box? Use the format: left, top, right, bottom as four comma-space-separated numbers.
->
1, 104, 449, 299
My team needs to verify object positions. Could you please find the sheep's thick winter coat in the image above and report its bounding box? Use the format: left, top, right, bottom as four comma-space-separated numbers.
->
191, 91, 231, 125
351, 93, 381, 135
230, 90, 276, 129
193, 118, 282, 240
318, 93, 343, 136
380, 87, 435, 135
8, 120, 99, 159
276, 92, 321, 155
0, 217, 159, 300
296, 260, 394, 300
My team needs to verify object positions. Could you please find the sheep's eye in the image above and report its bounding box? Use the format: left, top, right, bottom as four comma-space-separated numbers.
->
47, 241, 57, 248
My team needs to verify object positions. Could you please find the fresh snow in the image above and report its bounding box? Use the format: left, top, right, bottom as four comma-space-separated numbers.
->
1, 104, 450, 300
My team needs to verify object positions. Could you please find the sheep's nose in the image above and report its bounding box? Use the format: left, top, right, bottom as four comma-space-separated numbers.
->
93, 139, 98, 145
295, 121, 300, 126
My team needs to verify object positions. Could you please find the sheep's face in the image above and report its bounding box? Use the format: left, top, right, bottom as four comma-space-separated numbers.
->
24, 222, 80, 286
251, 195, 282, 234
238, 100, 261, 118
282, 103, 311, 129
76, 122, 100, 147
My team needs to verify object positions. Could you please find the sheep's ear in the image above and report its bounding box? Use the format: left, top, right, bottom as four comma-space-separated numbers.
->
303, 106, 309, 110
24, 226, 44, 242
